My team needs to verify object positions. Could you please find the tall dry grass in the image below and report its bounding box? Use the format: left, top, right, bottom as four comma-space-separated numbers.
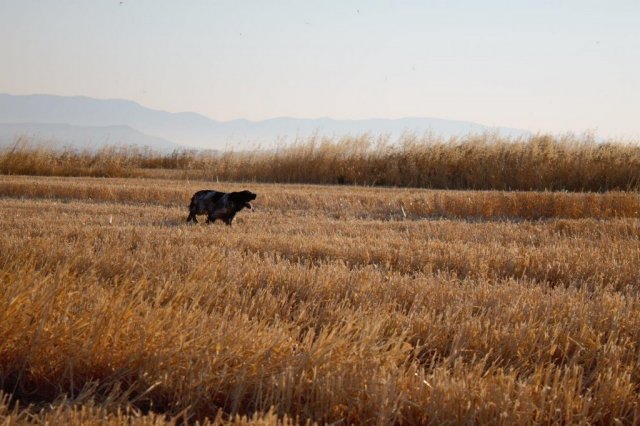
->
1, 176, 640, 424
2, 133, 640, 191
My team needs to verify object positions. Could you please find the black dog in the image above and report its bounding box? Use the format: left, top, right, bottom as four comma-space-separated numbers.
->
187, 189, 256, 225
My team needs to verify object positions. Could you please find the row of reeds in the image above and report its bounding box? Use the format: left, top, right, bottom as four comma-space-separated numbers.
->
2, 133, 640, 191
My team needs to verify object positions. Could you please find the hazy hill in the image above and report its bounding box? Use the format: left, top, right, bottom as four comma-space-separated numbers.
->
0, 123, 183, 152
0, 93, 529, 151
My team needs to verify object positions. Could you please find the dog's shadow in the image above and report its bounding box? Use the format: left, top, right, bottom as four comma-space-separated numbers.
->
160, 218, 251, 228
160, 218, 189, 228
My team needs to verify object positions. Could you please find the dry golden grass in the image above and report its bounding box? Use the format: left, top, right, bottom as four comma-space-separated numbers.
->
2, 133, 640, 191
1, 175, 640, 424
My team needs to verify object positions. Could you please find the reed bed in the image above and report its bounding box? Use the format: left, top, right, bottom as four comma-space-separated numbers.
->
2, 133, 640, 191
1, 175, 639, 424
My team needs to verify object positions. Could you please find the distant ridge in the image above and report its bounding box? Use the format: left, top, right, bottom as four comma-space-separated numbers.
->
0, 122, 183, 152
0, 93, 530, 151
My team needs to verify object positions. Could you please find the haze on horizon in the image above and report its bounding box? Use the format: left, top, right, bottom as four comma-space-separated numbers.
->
1, 0, 639, 140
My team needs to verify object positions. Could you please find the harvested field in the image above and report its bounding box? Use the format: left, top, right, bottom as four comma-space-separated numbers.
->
1, 175, 639, 424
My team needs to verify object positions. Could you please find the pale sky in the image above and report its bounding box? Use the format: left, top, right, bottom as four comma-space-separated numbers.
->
1, 0, 639, 138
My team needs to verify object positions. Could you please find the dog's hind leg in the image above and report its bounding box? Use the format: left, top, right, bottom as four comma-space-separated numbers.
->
187, 212, 198, 223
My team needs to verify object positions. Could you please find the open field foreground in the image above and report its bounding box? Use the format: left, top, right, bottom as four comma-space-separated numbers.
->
1, 175, 640, 424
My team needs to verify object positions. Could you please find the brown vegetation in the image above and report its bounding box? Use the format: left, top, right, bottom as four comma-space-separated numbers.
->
2, 134, 640, 191
1, 174, 639, 424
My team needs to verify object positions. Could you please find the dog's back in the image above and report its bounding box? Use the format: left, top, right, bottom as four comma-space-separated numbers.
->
190, 190, 224, 208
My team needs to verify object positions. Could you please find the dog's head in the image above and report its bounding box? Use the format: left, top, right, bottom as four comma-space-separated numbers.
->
229, 190, 257, 211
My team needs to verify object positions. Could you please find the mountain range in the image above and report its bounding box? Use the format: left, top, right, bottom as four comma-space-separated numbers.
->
0, 93, 529, 152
